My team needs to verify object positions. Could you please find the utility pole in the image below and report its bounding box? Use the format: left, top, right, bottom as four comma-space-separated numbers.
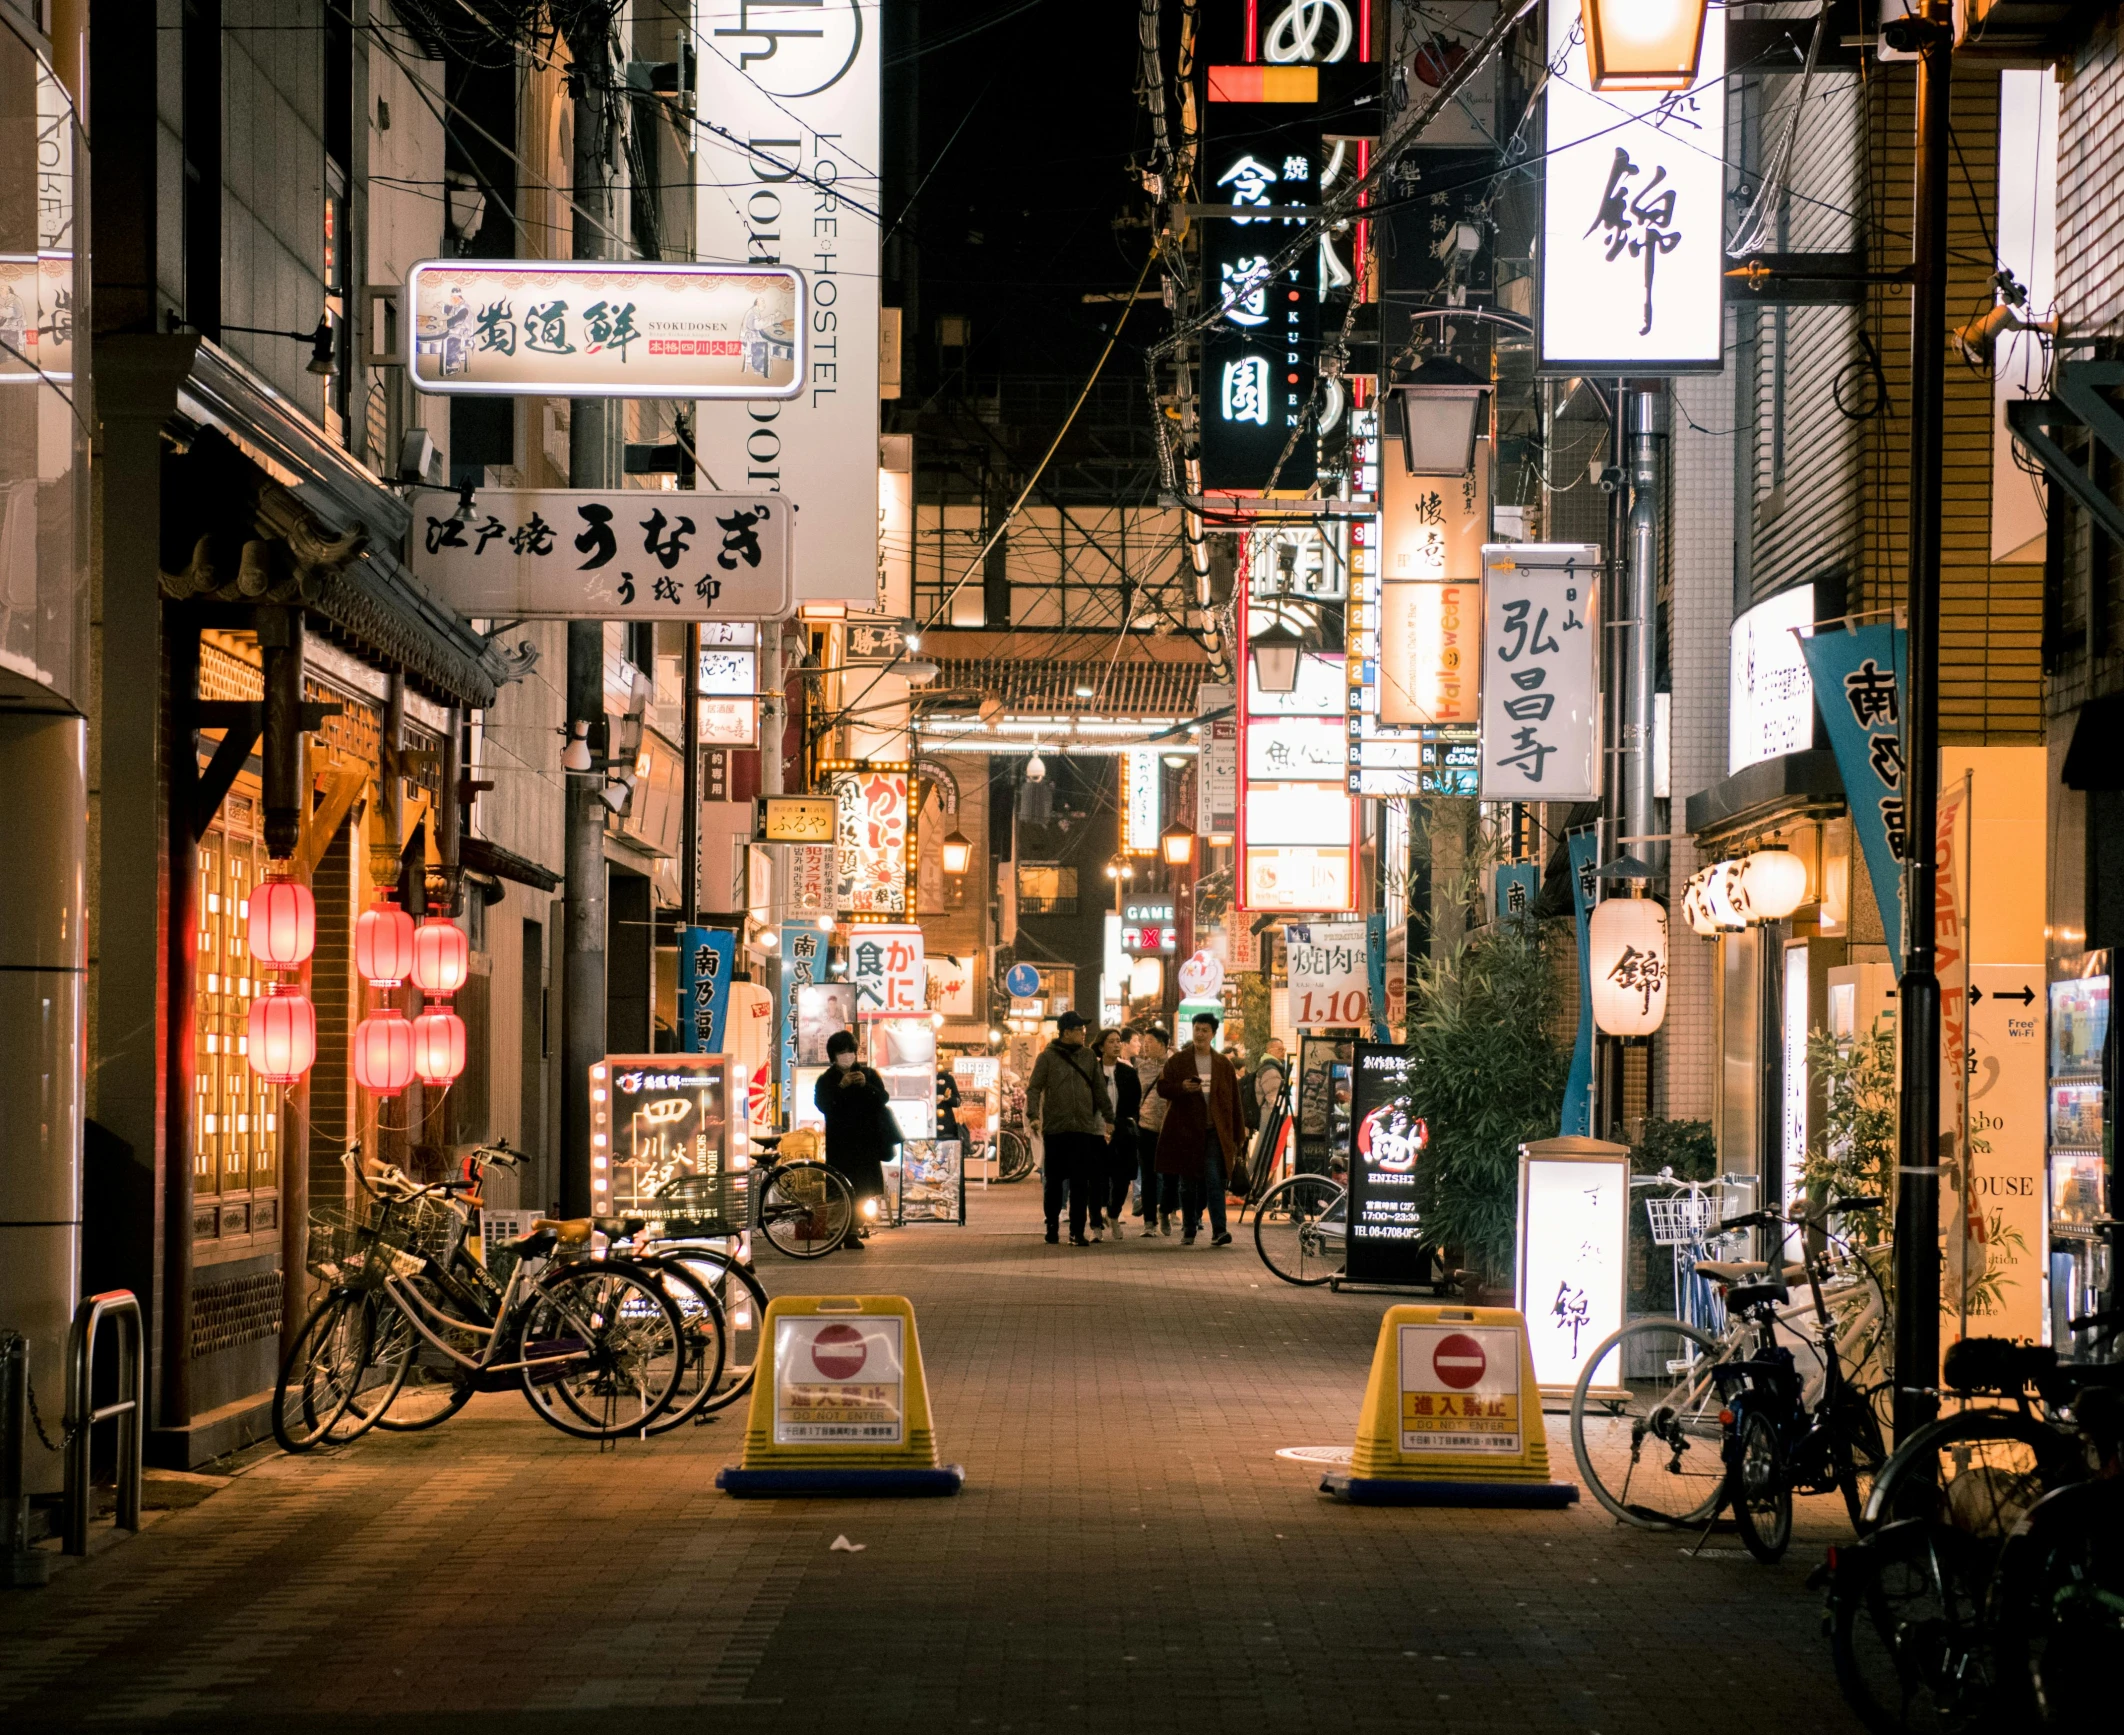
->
1891, 0, 1952, 1437
1623, 385, 1664, 880
560, 12, 618, 1217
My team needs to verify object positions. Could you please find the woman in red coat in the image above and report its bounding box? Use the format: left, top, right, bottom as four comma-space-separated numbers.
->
1153, 1010, 1246, 1245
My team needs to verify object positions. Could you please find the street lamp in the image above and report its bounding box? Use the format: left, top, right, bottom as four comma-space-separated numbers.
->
1390, 355, 1491, 476
1582, 0, 1712, 92
1249, 617, 1305, 695
940, 829, 972, 876
1159, 822, 1197, 869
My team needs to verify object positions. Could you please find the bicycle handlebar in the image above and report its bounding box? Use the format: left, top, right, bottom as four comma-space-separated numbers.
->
1715, 1196, 1887, 1237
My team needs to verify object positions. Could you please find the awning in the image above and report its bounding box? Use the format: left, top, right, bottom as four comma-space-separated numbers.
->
462, 835, 561, 893
1684, 749, 1846, 852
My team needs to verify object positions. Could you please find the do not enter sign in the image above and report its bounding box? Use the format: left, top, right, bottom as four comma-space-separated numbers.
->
810, 1323, 869, 1381
1431, 1333, 1486, 1390
1395, 1322, 1522, 1456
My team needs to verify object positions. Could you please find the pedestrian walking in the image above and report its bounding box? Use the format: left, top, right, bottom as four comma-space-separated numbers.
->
1095, 1027, 1140, 1232
1153, 1010, 1245, 1246
1025, 1010, 1114, 1245
812, 1030, 896, 1249
1133, 1023, 1178, 1235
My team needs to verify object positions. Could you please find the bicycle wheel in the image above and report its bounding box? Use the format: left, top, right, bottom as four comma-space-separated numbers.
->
518, 1262, 687, 1440
640, 1257, 729, 1437
369, 1273, 481, 1432
1991, 1479, 2124, 1723
273, 1290, 373, 1453
1732, 1410, 1794, 1563
1571, 1317, 1733, 1528
758, 1161, 854, 1258
663, 1247, 767, 1414
997, 1130, 1035, 1183
1252, 1175, 1345, 1286
1832, 1518, 1998, 1734
1864, 1409, 2081, 1536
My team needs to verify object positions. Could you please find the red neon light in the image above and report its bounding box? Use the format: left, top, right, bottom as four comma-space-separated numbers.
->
1246, 0, 1258, 62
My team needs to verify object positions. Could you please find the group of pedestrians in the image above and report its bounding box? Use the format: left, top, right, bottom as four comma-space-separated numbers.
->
1025, 1008, 1269, 1248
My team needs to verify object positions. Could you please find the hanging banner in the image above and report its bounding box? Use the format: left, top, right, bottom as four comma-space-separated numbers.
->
850, 925, 924, 1018
1538, 2, 1726, 373
1937, 773, 1982, 1334
406, 259, 804, 396
1286, 922, 1370, 1028
679, 926, 737, 1054
1799, 625, 1908, 972
1965, 962, 2047, 1344
693, 1, 880, 604
1378, 582, 1482, 727
1478, 544, 1601, 801
785, 842, 834, 918
1560, 831, 1599, 1138
1365, 913, 1391, 1043
1121, 748, 1162, 854
1495, 862, 1540, 924
1382, 439, 1489, 584
831, 765, 910, 918
778, 922, 824, 1110
411, 488, 792, 619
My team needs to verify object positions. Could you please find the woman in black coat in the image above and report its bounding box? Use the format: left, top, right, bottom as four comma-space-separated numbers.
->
813, 1030, 898, 1248
1095, 1027, 1142, 1227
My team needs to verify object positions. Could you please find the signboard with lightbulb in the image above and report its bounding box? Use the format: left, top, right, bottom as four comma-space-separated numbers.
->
588, 1053, 747, 1232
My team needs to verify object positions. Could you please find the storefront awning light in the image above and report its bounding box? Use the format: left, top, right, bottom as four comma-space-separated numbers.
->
1583, 0, 1713, 93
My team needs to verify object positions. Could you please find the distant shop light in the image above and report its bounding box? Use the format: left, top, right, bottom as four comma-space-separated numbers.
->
941, 829, 973, 876
1583, 0, 1713, 92
1160, 822, 1198, 869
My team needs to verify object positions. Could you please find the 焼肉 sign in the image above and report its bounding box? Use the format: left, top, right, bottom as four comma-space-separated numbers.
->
406, 260, 803, 397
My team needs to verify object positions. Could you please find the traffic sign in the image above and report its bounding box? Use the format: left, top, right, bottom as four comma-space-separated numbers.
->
1005, 963, 1041, 998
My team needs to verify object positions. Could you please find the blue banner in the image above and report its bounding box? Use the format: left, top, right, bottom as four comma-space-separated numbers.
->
778, 922, 824, 1110
1495, 862, 1541, 925
679, 926, 736, 1054
1799, 625, 1907, 973
1561, 831, 1599, 1137
1365, 911, 1390, 1042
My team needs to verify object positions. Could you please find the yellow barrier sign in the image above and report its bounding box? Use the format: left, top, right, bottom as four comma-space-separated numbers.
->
716, 1294, 964, 1496
1329, 1304, 1578, 1507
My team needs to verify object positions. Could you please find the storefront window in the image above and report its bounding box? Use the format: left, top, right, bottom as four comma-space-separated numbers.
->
0, 26, 89, 709
195, 795, 281, 1245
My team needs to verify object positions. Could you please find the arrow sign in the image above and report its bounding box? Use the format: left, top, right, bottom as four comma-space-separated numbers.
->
2002, 984, 2036, 1007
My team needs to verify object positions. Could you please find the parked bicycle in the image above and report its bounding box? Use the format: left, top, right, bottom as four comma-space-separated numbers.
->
993, 1127, 1035, 1184
1569, 1191, 1891, 1534
750, 1132, 858, 1256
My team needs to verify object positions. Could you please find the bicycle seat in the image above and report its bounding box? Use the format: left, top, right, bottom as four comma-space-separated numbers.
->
1723, 1280, 1790, 1313
1944, 1335, 2057, 1395
515, 1217, 593, 1251
593, 1215, 647, 1238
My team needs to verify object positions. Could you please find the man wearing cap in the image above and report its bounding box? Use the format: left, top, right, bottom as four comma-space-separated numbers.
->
1026, 1010, 1115, 1245
1132, 1023, 1178, 1235
1153, 1009, 1245, 1246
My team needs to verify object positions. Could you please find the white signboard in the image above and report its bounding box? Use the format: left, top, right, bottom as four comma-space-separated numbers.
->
1729, 584, 1815, 773
1122, 748, 1162, 853
1245, 715, 1347, 782
1516, 1150, 1629, 1392
926, 953, 975, 1019
773, 1314, 904, 1445
1538, 4, 1726, 373
1397, 1323, 1523, 1456
1286, 921, 1369, 1028
406, 259, 803, 396
413, 488, 791, 619
1478, 544, 1600, 801
1967, 963, 2047, 1346
695, 1, 881, 605
850, 924, 923, 1018
1197, 683, 1238, 836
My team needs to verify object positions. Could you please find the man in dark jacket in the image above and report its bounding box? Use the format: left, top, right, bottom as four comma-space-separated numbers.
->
1026, 1010, 1114, 1245
813, 1029, 897, 1250
1153, 1010, 1246, 1246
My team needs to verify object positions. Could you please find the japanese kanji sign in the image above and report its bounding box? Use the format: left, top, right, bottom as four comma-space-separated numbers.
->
850, 925, 924, 1019
778, 922, 823, 1107
1800, 624, 1908, 973
1286, 922, 1370, 1029
832, 767, 910, 918
1478, 544, 1600, 801
678, 927, 736, 1055
406, 260, 803, 397
1538, 4, 1726, 372
411, 488, 791, 620
1516, 1142, 1630, 1393
1396, 1324, 1523, 1456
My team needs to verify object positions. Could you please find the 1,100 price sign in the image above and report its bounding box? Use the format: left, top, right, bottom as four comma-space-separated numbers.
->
1287, 923, 1369, 1031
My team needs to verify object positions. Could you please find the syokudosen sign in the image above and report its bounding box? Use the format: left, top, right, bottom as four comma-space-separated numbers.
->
406, 260, 804, 397
411, 488, 791, 619
1538, 4, 1727, 373
694, 0, 880, 606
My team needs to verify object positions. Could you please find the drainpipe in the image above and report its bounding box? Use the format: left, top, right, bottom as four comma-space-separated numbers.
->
1624, 386, 1665, 879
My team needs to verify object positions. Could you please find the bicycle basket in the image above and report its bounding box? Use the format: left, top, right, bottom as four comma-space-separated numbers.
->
303, 1203, 425, 1288
1644, 1192, 1718, 1246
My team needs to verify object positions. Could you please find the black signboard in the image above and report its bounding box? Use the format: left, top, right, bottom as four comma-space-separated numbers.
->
1344, 1040, 1429, 1285
1295, 1033, 1353, 1174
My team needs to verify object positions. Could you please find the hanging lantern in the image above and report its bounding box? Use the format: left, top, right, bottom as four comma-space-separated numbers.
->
1589, 896, 1670, 1037
248, 876, 315, 968
1582, 0, 1714, 92
411, 1006, 467, 1087
411, 919, 471, 998
246, 988, 316, 1083
352, 1007, 417, 1097
1701, 859, 1750, 931
1740, 847, 1809, 923
355, 897, 417, 987
1680, 871, 1718, 938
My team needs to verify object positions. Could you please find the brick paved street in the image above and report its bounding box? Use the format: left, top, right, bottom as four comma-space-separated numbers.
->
1, 1186, 1865, 1734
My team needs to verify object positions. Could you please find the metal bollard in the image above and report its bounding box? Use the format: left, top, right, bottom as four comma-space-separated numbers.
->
3, 1335, 50, 1587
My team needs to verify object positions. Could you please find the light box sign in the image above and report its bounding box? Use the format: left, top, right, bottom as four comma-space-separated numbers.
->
1538, 4, 1727, 374
1121, 748, 1162, 854
831, 766, 910, 918
412, 488, 791, 619
1121, 900, 1178, 956
693, 0, 879, 605
1382, 440, 1489, 583
407, 260, 803, 396
851, 925, 924, 1018
1246, 715, 1348, 782
757, 794, 836, 844
1729, 583, 1815, 774
1286, 922, 1370, 1028
1516, 1141, 1630, 1394
1477, 544, 1601, 802
590, 1053, 739, 1223
1346, 1043, 1429, 1286
1378, 582, 1481, 726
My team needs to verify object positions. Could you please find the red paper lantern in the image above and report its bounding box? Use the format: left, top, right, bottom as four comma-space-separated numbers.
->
246, 989, 316, 1083
355, 897, 416, 986
352, 1007, 417, 1097
248, 877, 315, 968
411, 919, 470, 998
412, 1007, 467, 1086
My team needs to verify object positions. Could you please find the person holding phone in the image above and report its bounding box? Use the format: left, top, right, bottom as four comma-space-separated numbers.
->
813, 1029, 895, 1249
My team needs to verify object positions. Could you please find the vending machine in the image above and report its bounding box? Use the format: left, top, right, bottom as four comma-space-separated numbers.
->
2046, 952, 2114, 1353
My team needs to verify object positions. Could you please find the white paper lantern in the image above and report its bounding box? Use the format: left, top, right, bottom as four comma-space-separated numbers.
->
1740, 847, 1809, 922
1701, 859, 1750, 931
1590, 896, 1670, 1036
1679, 871, 1715, 937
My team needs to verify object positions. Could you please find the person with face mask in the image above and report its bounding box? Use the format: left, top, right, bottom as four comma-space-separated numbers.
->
812, 1029, 897, 1248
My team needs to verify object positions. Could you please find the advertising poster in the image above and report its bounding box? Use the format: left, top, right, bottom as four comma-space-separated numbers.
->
796, 982, 855, 1065
1967, 963, 2048, 1344
1295, 1034, 1354, 1175
1345, 1043, 1429, 1285
773, 1316, 904, 1446
590, 1054, 736, 1223
1285, 922, 1370, 1028
1397, 1323, 1522, 1456
833, 766, 910, 917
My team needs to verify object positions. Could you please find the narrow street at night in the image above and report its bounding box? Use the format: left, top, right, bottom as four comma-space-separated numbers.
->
1, 1189, 1860, 1735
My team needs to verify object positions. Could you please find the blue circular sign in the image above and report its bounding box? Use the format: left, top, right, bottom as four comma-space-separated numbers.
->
1005, 962, 1041, 998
